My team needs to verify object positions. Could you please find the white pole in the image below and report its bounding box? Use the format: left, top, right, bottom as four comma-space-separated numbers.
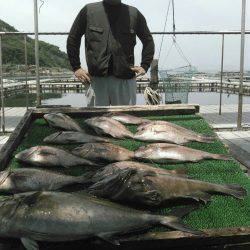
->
0, 35, 5, 134
34, 0, 41, 106
237, 0, 246, 130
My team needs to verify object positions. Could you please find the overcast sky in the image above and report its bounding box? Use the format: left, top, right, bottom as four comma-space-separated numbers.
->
0, 0, 249, 72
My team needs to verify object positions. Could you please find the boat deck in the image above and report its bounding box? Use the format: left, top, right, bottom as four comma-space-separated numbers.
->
0, 105, 250, 174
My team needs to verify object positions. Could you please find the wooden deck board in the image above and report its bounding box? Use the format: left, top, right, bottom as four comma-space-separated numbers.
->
0, 136, 10, 151
1, 107, 27, 132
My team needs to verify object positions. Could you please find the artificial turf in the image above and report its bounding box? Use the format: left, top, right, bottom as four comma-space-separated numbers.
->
7, 114, 250, 231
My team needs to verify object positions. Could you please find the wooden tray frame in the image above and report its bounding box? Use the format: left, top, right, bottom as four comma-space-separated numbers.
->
0, 104, 249, 249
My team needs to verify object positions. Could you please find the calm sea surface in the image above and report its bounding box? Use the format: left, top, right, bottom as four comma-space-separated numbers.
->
41, 92, 250, 107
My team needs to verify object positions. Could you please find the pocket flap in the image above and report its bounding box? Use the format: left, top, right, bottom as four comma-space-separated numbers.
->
89, 26, 104, 33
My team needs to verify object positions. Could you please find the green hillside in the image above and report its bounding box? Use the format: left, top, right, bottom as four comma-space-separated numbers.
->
0, 19, 70, 69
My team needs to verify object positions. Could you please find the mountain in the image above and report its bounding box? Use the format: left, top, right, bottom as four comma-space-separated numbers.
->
0, 19, 70, 70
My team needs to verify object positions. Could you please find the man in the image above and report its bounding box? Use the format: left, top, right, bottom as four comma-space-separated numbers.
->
67, 0, 155, 106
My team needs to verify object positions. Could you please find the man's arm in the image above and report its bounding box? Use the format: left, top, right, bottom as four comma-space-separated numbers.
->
136, 10, 155, 73
67, 6, 91, 82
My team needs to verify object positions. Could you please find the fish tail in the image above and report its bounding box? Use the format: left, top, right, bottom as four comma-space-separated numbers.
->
209, 153, 230, 161
159, 204, 204, 236
215, 184, 247, 199
197, 135, 215, 143
173, 168, 188, 176
75, 172, 96, 186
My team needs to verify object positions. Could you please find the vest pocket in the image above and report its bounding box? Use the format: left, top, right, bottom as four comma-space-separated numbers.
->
88, 26, 104, 42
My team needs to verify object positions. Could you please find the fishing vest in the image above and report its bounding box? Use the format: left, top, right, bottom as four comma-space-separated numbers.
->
85, 2, 138, 79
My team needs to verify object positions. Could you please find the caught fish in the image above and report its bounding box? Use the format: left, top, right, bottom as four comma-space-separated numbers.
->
93, 161, 188, 180
89, 168, 247, 206
134, 121, 215, 144
72, 143, 134, 163
135, 143, 230, 163
0, 168, 90, 194
43, 131, 109, 145
15, 146, 99, 168
85, 117, 134, 139
44, 113, 83, 132
0, 191, 201, 250
103, 113, 149, 125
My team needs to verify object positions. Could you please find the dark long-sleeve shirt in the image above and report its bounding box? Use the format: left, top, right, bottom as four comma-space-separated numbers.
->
67, 3, 155, 77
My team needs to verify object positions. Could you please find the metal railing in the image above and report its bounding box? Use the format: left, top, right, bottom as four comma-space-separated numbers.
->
0, 30, 250, 134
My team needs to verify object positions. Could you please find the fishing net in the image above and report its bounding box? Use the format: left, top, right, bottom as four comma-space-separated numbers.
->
159, 66, 197, 104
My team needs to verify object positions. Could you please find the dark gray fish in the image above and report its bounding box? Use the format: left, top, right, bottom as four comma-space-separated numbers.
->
44, 113, 83, 132
85, 117, 134, 139
0, 168, 89, 193
103, 113, 149, 125
93, 161, 188, 180
88, 168, 247, 206
15, 146, 99, 168
0, 192, 202, 249
72, 143, 134, 163
134, 121, 215, 144
135, 143, 230, 163
43, 131, 109, 144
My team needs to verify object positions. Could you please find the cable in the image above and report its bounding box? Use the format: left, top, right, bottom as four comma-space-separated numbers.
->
39, 0, 45, 13
172, 0, 176, 39
174, 41, 192, 66
158, 0, 171, 62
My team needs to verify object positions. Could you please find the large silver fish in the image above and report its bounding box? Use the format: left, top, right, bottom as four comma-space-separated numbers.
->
103, 113, 149, 125
134, 121, 215, 144
85, 117, 134, 139
15, 146, 99, 168
0, 168, 89, 193
43, 131, 109, 144
0, 192, 201, 250
89, 168, 247, 206
135, 143, 230, 163
72, 143, 134, 163
44, 113, 83, 132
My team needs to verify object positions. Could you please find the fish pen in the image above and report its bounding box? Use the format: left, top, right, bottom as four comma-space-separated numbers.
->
0, 105, 249, 250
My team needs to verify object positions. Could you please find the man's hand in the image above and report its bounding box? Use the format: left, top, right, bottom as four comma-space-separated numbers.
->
75, 68, 91, 84
131, 66, 146, 77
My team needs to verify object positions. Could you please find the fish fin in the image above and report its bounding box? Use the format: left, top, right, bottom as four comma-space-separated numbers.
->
0, 170, 11, 186
160, 204, 203, 235
21, 192, 43, 207
221, 184, 247, 199
169, 204, 201, 218
160, 217, 204, 236
21, 238, 39, 250
98, 233, 120, 246
186, 192, 212, 204
88, 168, 137, 200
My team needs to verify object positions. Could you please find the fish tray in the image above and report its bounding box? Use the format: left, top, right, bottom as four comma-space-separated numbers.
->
0, 104, 249, 250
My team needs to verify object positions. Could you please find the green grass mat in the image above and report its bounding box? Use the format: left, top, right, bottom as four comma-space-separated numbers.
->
7, 114, 250, 231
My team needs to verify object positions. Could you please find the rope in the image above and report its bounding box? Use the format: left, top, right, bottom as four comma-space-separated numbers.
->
144, 87, 162, 105
160, 0, 193, 69
158, 0, 171, 61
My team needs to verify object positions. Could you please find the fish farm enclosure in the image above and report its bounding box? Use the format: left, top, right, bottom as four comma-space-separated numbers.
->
0, 105, 249, 250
